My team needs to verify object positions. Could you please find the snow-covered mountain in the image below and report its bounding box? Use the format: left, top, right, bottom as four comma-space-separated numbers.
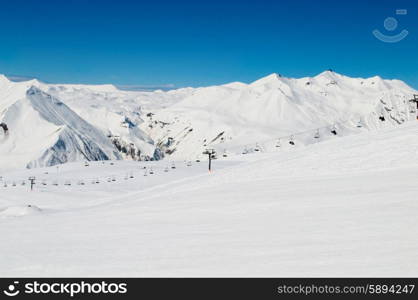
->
1, 71, 417, 170
0, 84, 121, 169
145, 71, 417, 160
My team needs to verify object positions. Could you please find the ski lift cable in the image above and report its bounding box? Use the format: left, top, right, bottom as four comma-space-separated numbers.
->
234, 93, 415, 153
12, 163, 150, 187
259, 104, 411, 149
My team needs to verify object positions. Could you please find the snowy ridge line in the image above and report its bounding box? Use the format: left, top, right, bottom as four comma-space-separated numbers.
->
31, 91, 98, 161
145, 72, 417, 161
1, 71, 418, 168
28, 88, 88, 139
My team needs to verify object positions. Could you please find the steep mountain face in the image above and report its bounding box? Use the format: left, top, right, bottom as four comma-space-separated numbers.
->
1, 71, 417, 170
0, 75, 176, 170
0, 85, 121, 169
43, 83, 192, 161
25, 87, 122, 167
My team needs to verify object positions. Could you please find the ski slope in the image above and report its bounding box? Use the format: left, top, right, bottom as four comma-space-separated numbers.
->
1, 121, 417, 276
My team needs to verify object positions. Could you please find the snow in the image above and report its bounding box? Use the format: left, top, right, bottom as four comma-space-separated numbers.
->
0, 86, 120, 170
1, 71, 417, 169
1, 71, 417, 276
0, 121, 417, 276
0, 205, 42, 217
145, 72, 416, 161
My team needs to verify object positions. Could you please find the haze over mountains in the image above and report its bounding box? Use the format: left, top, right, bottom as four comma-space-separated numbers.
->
0, 71, 416, 170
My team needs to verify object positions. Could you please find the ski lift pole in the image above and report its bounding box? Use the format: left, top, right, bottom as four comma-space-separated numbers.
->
28, 176, 36, 191
203, 149, 215, 172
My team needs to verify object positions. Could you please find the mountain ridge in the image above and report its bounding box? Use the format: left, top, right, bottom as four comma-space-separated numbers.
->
1, 71, 417, 170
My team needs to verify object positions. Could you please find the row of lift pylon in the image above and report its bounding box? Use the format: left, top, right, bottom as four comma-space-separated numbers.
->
248, 94, 418, 151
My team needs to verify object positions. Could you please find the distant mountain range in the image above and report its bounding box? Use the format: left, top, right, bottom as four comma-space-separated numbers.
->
1, 71, 416, 170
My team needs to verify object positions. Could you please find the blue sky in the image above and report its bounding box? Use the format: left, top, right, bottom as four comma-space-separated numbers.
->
0, 0, 417, 89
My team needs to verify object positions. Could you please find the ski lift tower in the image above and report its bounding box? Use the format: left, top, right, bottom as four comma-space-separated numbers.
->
28, 176, 36, 191
409, 94, 418, 120
203, 149, 216, 172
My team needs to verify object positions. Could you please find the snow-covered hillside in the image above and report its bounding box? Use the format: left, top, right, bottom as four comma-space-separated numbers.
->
1, 122, 418, 276
1, 71, 417, 170
145, 71, 417, 160
0, 84, 120, 169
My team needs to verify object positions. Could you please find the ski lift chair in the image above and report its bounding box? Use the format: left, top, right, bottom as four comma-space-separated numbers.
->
330, 126, 337, 135
0, 122, 8, 135
254, 143, 260, 152
289, 135, 295, 146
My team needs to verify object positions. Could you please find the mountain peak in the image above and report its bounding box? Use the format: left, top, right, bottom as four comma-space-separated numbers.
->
0, 74, 10, 83
314, 70, 344, 80
251, 73, 286, 86
27, 85, 42, 95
